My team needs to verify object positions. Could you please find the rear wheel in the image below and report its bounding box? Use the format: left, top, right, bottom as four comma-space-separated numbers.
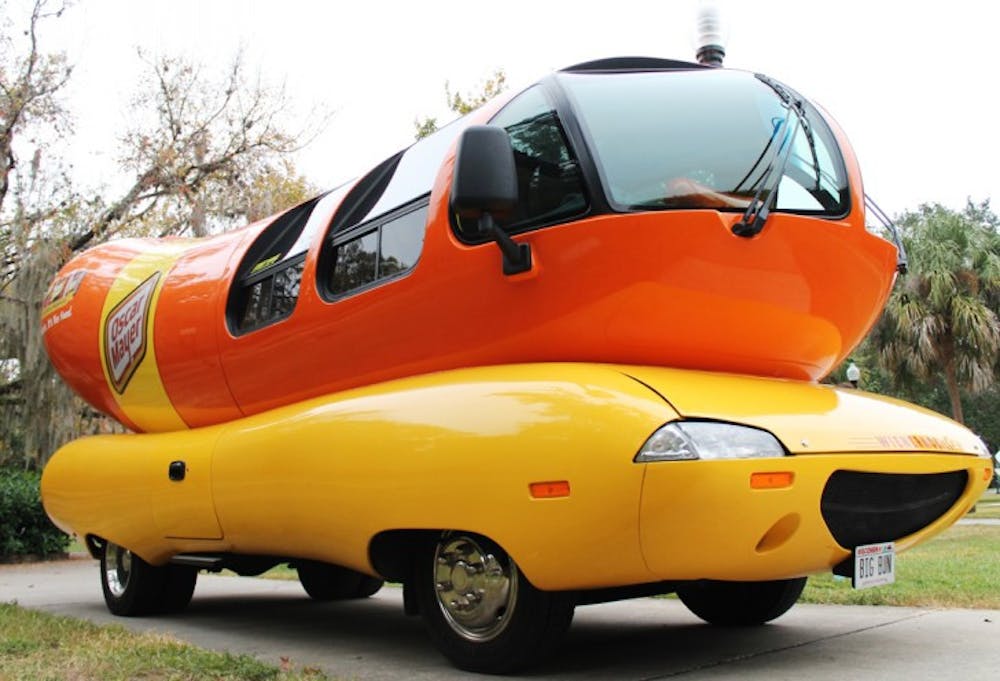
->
157, 564, 198, 613
415, 532, 575, 674
677, 577, 807, 625
297, 561, 384, 601
100, 542, 199, 615
100, 541, 165, 616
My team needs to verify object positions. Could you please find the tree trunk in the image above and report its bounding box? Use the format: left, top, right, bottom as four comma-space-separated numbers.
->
942, 357, 965, 424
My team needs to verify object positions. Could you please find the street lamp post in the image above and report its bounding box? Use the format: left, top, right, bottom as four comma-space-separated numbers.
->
846, 361, 861, 388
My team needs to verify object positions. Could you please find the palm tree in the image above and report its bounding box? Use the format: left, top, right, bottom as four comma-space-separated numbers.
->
871, 201, 1000, 423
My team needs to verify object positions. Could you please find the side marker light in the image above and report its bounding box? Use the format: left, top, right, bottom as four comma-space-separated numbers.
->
751, 471, 794, 489
530, 481, 571, 498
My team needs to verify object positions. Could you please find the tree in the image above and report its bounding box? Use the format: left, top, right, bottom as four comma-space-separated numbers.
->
0, 0, 79, 468
0, 0, 71, 201
413, 69, 507, 140
0, 2, 321, 467
71, 50, 320, 248
870, 201, 1000, 423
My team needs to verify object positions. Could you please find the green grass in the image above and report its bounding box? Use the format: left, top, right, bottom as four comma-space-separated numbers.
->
801, 524, 1000, 608
0, 602, 331, 681
260, 564, 299, 580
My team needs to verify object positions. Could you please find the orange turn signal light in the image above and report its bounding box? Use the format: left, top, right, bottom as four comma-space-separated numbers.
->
530, 480, 571, 498
750, 471, 795, 490
985, 467, 994, 482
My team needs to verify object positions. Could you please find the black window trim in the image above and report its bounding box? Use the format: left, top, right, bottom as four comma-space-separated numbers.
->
240, 250, 307, 289
318, 195, 430, 303
328, 152, 404, 236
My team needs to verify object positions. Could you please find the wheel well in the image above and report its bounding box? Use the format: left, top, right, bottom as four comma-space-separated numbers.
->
368, 529, 440, 583
84, 534, 104, 560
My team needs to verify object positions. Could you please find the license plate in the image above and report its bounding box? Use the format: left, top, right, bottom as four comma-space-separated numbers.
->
853, 542, 896, 589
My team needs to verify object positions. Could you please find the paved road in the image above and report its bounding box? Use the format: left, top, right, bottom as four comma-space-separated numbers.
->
2, 556, 998, 680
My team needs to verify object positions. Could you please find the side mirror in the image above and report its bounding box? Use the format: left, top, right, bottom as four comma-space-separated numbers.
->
451, 126, 531, 275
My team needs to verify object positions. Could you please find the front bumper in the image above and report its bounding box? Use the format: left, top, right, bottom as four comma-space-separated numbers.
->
638, 453, 990, 581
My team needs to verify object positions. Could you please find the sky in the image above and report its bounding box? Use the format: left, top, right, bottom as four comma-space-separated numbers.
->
27, 0, 1000, 218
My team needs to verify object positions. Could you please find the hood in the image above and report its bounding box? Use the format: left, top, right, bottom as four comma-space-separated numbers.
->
621, 366, 987, 456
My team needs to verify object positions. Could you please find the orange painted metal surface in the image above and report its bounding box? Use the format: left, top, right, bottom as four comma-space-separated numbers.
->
40, 66, 899, 434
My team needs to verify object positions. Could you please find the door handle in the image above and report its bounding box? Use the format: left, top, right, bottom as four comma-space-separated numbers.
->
168, 460, 186, 481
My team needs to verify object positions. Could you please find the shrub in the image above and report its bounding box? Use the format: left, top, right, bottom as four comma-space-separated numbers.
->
0, 468, 70, 560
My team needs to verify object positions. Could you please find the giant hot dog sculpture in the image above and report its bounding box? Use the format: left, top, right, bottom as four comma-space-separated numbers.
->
42, 58, 900, 434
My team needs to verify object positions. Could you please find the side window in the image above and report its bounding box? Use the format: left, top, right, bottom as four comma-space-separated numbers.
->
329, 230, 378, 293
326, 203, 428, 298
488, 86, 588, 230
227, 196, 322, 335
236, 260, 304, 331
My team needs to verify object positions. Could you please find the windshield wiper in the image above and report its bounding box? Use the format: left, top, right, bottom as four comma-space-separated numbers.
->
798, 103, 822, 192
732, 78, 804, 237
761, 76, 822, 193
734, 74, 828, 238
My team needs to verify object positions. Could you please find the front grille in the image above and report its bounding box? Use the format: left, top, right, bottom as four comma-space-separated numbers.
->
821, 470, 967, 548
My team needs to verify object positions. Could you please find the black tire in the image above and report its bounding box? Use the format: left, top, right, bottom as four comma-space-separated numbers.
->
415, 532, 575, 674
677, 577, 807, 626
100, 541, 166, 616
155, 565, 198, 613
354, 574, 384, 598
297, 561, 384, 601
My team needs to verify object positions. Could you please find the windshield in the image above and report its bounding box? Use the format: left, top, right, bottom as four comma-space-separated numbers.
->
558, 69, 849, 216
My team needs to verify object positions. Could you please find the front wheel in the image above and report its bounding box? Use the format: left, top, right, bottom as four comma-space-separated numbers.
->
297, 561, 384, 601
677, 577, 807, 626
415, 532, 575, 674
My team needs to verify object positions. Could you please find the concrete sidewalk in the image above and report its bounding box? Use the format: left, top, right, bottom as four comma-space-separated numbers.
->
2, 556, 997, 680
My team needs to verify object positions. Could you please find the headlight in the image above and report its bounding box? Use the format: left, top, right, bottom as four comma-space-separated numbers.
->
635, 421, 787, 462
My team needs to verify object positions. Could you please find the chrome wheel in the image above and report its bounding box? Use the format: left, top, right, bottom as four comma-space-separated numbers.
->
433, 534, 518, 641
104, 541, 133, 599
99, 539, 189, 616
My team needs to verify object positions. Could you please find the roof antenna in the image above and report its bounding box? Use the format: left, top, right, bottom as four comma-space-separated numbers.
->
695, 2, 727, 67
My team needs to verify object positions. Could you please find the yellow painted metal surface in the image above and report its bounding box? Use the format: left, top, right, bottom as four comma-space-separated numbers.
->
42, 427, 224, 548
623, 366, 987, 455
639, 454, 985, 582
41, 363, 991, 590
208, 363, 669, 588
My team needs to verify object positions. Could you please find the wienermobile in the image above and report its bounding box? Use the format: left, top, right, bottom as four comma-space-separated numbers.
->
40, 46, 992, 673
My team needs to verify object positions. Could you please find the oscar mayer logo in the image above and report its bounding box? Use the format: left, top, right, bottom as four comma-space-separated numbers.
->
104, 272, 161, 394
43, 269, 86, 314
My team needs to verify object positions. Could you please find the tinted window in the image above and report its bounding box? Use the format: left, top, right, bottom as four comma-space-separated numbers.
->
380, 208, 425, 275
228, 195, 329, 335
327, 204, 428, 297
487, 86, 587, 229
237, 260, 304, 331
330, 231, 378, 293
558, 70, 849, 216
